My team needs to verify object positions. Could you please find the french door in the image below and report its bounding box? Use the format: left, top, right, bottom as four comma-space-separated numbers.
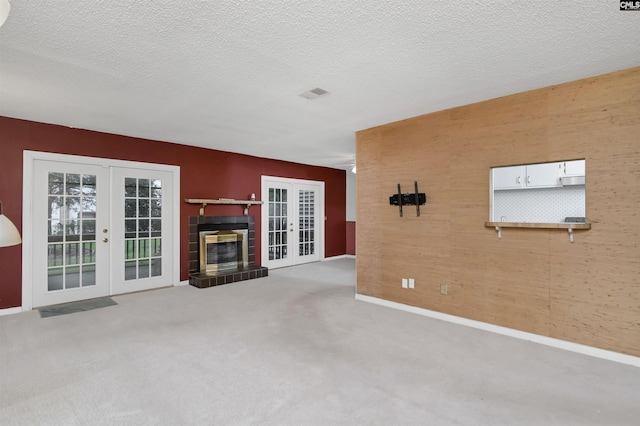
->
27, 154, 177, 308
32, 162, 110, 307
261, 176, 324, 269
111, 167, 174, 295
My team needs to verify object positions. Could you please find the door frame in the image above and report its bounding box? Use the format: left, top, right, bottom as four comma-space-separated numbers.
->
260, 175, 325, 268
22, 151, 181, 311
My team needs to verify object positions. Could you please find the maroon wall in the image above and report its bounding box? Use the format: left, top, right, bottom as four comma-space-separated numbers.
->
346, 221, 356, 255
0, 116, 346, 309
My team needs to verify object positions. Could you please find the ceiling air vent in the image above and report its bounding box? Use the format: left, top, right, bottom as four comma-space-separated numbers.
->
299, 87, 329, 99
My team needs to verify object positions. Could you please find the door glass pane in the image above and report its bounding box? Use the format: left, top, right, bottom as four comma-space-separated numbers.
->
83, 220, 96, 243
65, 243, 80, 265
124, 177, 162, 281
125, 199, 136, 217
138, 260, 150, 278
298, 190, 316, 257
66, 267, 80, 289
124, 178, 137, 197
150, 258, 162, 277
48, 196, 63, 220
125, 261, 136, 280
48, 244, 64, 267
66, 197, 81, 220
83, 242, 96, 263
151, 199, 162, 217
48, 173, 64, 195
151, 179, 162, 198
138, 179, 150, 197
47, 172, 99, 292
150, 219, 162, 237
82, 265, 96, 287
82, 175, 97, 196
65, 174, 81, 196
48, 268, 63, 291
267, 187, 288, 261
125, 240, 137, 260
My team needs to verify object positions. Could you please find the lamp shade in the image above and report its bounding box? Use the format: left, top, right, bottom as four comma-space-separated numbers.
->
0, 202, 21, 247
0, 0, 10, 28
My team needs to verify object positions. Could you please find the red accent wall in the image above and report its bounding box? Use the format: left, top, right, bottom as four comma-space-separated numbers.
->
0, 116, 346, 309
346, 221, 356, 255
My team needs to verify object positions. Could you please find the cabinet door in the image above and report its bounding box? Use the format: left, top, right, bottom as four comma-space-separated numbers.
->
525, 162, 562, 188
563, 160, 585, 176
492, 166, 526, 190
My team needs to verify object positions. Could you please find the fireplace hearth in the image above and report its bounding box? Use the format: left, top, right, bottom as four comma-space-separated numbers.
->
188, 215, 267, 288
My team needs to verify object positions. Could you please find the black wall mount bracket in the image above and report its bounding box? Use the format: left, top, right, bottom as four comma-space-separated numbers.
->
389, 181, 426, 217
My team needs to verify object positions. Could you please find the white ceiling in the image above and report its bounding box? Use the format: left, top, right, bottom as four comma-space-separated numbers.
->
1, 1, 638, 171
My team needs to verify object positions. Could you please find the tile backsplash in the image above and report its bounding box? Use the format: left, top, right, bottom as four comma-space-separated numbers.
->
492, 186, 585, 223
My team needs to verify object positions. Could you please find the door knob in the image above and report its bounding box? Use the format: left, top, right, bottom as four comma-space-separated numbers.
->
103, 238, 109, 243
103, 229, 108, 233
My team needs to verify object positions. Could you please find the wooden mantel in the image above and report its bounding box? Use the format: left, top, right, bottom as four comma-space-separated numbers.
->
185, 198, 264, 216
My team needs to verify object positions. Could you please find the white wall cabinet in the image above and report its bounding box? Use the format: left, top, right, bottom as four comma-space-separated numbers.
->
562, 160, 586, 177
492, 166, 526, 190
525, 162, 562, 188
492, 162, 562, 190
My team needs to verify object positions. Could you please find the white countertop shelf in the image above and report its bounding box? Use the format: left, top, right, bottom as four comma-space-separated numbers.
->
484, 221, 591, 242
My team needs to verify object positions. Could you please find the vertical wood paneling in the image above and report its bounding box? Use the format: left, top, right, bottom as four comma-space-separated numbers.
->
356, 128, 385, 297
356, 67, 640, 357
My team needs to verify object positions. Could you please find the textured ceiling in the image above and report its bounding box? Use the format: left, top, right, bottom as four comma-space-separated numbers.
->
1, 1, 639, 170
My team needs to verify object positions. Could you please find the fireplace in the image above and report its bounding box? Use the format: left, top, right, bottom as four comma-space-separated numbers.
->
200, 230, 248, 272
189, 215, 268, 288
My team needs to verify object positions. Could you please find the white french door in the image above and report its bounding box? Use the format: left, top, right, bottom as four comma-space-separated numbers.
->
111, 167, 174, 295
32, 162, 110, 307
261, 176, 324, 269
26, 153, 178, 309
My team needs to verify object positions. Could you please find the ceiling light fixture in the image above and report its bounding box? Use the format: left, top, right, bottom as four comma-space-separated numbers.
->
0, 0, 10, 28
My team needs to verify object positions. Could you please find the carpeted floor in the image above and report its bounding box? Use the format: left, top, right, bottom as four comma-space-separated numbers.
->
1, 258, 640, 425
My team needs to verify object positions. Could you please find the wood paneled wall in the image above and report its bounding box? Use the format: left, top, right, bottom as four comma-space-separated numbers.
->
356, 67, 640, 357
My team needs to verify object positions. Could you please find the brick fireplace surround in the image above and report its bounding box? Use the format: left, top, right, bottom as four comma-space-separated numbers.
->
188, 215, 268, 288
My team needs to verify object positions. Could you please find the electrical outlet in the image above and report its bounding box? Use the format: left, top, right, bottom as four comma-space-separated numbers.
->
440, 284, 448, 295
408, 278, 415, 289
402, 278, 408, 289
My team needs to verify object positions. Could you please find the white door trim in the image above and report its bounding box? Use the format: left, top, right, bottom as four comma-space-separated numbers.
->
260, 175, 325, 268
22, 151, 180, 311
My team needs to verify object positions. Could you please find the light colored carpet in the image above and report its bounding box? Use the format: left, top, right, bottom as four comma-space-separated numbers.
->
1, 258, 639, 425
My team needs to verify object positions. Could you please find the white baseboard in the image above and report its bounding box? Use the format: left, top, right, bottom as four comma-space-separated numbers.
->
177, 280, 190, 287
0, 306, 23, 316
323, 254, 355, 261
355, 294, 640, 368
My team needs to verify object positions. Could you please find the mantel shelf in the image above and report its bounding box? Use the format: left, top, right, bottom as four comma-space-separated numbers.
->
484, 222, 591, 243
185, 198, 264, 216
